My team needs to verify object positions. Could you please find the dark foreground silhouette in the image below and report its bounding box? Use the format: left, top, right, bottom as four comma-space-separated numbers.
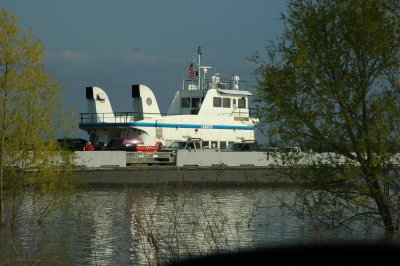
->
169, 242, 399, 265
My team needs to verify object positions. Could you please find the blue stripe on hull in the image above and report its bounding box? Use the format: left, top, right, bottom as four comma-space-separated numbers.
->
79, 122, 254, 130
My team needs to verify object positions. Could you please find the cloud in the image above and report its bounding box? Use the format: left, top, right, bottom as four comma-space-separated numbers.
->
44, 50, 98, 64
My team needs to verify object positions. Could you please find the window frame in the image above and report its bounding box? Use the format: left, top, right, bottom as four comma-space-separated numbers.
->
182, 97, 190, 108
213, 97, 222, 107
238, 98, 246, 108
192, 98, 200, 108
222, 98, 231, 108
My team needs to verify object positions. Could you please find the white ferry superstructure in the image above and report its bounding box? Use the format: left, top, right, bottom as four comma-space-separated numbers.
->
79, 48, 259, 149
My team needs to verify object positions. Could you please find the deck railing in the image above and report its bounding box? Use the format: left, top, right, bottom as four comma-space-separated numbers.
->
79, 112, 164, 124
183, 78, 248, 91
80, 108, 259, 124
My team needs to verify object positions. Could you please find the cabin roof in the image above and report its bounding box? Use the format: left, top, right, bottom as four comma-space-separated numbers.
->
218, 89, 253, 96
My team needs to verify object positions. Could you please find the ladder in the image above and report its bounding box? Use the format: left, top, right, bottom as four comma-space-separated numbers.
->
122, 127, 130, 138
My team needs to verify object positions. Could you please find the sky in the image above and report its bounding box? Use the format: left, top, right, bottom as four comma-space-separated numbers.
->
2, 0, 288, 140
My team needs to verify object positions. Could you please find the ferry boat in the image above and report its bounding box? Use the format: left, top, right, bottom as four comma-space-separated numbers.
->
79, 48, 259, 150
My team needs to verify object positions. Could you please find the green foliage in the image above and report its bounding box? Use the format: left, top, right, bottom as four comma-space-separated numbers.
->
253, 0, 400, 237
0, 8, 76, 228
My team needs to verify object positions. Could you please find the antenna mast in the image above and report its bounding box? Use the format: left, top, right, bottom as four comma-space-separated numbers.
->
197, 46, 202, 90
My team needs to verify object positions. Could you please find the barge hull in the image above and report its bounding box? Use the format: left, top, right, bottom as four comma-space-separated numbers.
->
73, 166, 294, 187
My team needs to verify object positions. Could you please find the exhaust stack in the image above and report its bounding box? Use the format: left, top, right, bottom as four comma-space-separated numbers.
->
84, 86, 115, 123
132, 84, 161, 120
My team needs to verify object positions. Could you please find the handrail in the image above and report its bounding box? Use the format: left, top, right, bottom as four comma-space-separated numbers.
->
229, 107, 239, 117
79, 112, 166, 124
228, 107, 258, 118
183, 79, 248, 91
79, 108, 258, 124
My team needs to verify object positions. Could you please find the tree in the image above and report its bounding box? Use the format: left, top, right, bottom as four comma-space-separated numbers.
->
253, 0, 400, 238
0, 8, 75, 229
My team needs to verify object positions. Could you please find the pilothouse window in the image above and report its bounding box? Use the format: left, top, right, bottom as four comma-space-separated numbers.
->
238, 98, 246, 108
213, 97, 221, 107
192, 98, 200, 108
223, 98, 230, 108
182, 98, 190, 108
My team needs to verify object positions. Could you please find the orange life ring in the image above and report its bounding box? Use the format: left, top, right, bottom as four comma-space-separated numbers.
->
155, 141, 164, 150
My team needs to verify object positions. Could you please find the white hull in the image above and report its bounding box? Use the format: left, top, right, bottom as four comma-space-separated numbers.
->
80, 113, 257, 149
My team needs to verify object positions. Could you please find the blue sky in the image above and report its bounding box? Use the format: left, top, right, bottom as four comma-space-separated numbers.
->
2, 0, 288, 139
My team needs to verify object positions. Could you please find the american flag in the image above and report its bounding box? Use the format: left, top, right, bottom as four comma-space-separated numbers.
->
188, 63, 195, 79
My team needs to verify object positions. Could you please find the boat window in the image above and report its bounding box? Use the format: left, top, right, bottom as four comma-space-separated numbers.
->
194, 142, 201, 149
222, 98, 230, 108
213, 97, 222, 107
233, 99, 236, 106
182, 98, 190, 108
238, 98, 246, 108
192, 98, 200, 108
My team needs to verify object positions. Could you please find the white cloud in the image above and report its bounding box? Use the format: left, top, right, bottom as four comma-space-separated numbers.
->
44, 50, 98, 64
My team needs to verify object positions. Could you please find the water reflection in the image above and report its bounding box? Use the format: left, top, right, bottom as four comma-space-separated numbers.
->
1, 186, 382, 265
128, 187, 268, 264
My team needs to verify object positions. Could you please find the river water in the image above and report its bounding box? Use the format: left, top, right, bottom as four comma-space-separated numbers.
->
1, 186, 383, 265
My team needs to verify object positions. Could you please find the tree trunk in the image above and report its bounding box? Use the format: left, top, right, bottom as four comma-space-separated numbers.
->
365, 171, 394, 238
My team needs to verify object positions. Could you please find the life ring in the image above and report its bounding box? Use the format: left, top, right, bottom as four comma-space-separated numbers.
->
155, 141, 164, 150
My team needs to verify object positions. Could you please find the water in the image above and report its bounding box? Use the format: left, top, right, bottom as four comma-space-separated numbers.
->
0, 186, 382, 265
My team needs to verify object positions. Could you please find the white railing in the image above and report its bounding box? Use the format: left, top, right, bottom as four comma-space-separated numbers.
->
80, 112, 164, 123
